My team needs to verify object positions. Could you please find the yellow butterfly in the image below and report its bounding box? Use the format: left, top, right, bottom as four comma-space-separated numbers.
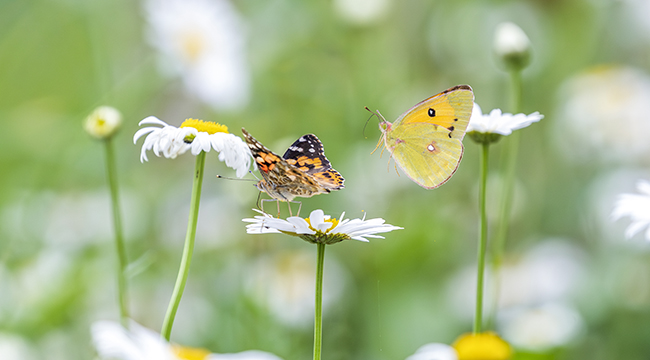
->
372, 85, 474, 189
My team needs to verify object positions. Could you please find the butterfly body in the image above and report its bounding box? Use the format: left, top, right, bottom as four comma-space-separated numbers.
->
376, 85, 474, 189
242, 128, 344, 203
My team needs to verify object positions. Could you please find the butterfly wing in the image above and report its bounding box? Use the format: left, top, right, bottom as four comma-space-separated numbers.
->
283, 134, 345, 190
393, 85, 473, 140
386, 123, 464, 189
383, 85, 474, 189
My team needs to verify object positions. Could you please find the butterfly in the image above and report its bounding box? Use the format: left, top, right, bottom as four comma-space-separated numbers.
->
370, 85, 474, 189
241, 128, 344, 216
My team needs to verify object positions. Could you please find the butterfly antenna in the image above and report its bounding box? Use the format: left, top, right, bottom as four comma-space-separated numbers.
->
215, 175, 257, 181
362, 107, 377, 138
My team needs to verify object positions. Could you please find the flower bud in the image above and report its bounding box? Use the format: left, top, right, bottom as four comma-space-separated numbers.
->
494, 22, 531, 71
84, 106, 123, 139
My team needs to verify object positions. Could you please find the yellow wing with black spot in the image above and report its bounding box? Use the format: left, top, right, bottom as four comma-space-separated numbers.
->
380, 85, 474, 189
393, 85, 473, 140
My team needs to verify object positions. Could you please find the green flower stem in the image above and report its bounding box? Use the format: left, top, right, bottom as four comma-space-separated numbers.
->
509, 69, 523, 113
161, 151, 206, 341
104, 137, 129, 326
474, 143, 490, 334
489, 69, 523, 329
494, 69, 523, 266
313, 243, 325, 360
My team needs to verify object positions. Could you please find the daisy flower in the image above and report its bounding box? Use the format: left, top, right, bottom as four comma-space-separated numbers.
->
91, 320, 283, 360
144, 0, 250, 110
243, 209, 402, 244
84, 106, 123, 139
612, 179, 650, 240
556, 66, 650, 163
499, 302, 583, 352
467, 103, 543, 144
133, 116, 251, 178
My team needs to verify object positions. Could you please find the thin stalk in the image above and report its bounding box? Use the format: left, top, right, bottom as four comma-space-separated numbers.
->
161, 151, 206, 341
313, 243, 326, 360
474, 143, 490, 334
488, 69, 523, 329
104, 137, 129, 326
493, 69, 523, 265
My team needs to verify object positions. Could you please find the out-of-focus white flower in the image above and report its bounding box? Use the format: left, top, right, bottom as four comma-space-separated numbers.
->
493, 22, 531, 70
446, 239, 586, 320
499, 303, 583, 352
244, 250, 346, 328
467, 103, 543, 138
134, 117, 251, 177
333, 0, 391, 25
91, 320, 283, 360
243, 209, 402, 244
612, 179, 650, 240
405, 343, 458, 360
556, 66, 650, 163
84, 106, 123, 139
0, 334, 37, 360
144, 0, 250, 110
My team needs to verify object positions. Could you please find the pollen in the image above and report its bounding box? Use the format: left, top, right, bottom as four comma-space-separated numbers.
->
305, 217, 339, 233
172, 345, 211, 360
181, 118, 229, 134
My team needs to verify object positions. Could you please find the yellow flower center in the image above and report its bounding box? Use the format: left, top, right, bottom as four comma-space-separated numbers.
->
304, 217, 339, 233
172, 345, 211, 360
452, 332, 512, 360
180, 119, 229, 134
178, 30, 206, 64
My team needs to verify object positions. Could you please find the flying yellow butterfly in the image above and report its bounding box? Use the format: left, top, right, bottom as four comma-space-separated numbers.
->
371, 85, 474, 189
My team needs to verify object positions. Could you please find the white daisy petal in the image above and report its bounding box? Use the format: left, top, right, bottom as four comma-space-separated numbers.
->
133, 117, 251, 177
92, 320, 283, 360
406, 343, 458, 360
212, 133, 252, 178
612, 179, 650, 241
468, 102, 543, 136
138, 116, 168, 127
244, 209, 401, 244
286, 217, 315, 234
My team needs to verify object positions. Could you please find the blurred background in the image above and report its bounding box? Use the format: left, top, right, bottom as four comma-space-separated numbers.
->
2, 0, 650, 359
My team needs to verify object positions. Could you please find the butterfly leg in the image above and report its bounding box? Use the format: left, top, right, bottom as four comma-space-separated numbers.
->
256, 191, 263, 211
259, 198, 271, 216
285, 200, 302, 217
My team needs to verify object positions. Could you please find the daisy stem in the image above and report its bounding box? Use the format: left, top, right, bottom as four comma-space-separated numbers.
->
161, 151, 206, 341
488, 69, 523, 329
313, 243, 325, 360
104, 137, 129, 327
474, 142, 490, 334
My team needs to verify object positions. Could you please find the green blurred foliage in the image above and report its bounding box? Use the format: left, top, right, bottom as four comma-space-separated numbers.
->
2, 0, 650, 359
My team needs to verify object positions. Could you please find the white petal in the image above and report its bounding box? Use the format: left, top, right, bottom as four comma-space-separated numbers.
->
405, 343, 458, 360
637, 180, 650, 195
138, 116, 168, 127
309, 210, 326, 228
287, 217, 315, 234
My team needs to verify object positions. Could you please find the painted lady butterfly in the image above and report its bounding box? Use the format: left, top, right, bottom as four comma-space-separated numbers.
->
242, 128, 344, 215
